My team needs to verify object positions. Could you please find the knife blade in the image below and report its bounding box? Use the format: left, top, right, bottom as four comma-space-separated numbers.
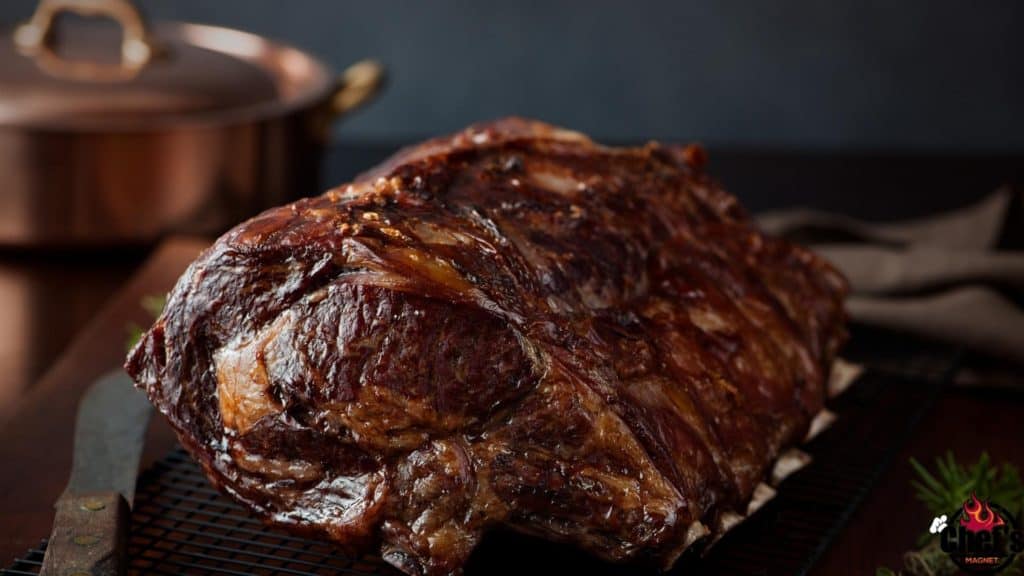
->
40, 370, 153, 576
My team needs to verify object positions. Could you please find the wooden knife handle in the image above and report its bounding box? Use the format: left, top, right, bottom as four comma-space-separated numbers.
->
40, 491, 129, 576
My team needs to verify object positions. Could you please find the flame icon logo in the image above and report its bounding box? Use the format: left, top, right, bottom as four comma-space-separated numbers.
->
959, 492, 1006, 534
936, 491, 1022, 573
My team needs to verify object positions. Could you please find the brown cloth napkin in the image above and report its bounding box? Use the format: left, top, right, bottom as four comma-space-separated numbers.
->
757, 188, 1024, 365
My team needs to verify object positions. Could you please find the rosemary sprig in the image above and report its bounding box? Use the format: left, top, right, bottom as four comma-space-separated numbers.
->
911, 452, 1024, 520
126, 294, 167, 351
140, 294, 167, 319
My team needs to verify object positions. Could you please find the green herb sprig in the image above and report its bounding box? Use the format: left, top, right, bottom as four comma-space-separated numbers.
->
126, 294, 167, 351
911, 452, 1024, 521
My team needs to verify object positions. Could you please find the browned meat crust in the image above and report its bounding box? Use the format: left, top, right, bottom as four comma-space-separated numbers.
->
126, 118, 847, 575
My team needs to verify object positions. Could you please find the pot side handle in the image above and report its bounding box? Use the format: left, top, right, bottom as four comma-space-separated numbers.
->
325, 59, 386, 127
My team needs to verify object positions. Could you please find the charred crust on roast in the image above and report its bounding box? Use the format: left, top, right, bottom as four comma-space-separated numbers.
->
125, 117, 848, 575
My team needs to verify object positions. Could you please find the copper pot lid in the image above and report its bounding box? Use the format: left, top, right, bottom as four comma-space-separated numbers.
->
0, 0, 338, 130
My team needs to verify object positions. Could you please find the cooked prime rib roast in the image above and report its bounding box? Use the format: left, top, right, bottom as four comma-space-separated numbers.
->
126, 118, 847, 575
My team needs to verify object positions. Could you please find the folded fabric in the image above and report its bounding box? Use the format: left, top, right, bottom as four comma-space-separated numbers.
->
758, 188, 1013, 250
757, 187, 1024, 365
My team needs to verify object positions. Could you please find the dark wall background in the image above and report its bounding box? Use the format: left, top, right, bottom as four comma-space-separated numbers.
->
3, 0, 1022, 149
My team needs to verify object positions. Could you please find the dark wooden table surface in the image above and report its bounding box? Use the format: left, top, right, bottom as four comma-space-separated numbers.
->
1, 146, 1022, 575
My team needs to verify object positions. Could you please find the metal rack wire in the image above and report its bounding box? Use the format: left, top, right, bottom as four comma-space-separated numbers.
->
2, 450, 398, 576
3, 345, 958, 576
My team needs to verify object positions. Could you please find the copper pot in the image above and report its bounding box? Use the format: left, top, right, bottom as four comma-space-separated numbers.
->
0, 0, 384, 246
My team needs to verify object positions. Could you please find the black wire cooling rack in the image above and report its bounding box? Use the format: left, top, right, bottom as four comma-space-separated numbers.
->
3, 450, 399, 576
2, 337, 959, 576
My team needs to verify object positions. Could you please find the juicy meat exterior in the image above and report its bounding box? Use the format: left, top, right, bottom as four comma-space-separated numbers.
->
126, 118, 847, 575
